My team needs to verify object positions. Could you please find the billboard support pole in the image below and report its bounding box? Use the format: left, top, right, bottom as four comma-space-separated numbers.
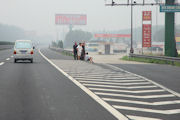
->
165, 0, 177, 57
130, 0, 134, 53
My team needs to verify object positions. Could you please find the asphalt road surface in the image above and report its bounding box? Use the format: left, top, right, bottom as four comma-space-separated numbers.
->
0, 48, 180, 120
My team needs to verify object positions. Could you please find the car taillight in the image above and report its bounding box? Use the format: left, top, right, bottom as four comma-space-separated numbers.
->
30, 51, 33, 54
14, 51, 16, 54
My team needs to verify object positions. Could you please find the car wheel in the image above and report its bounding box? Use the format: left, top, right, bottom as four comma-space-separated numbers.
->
30, 59, 33, 63
14, 59, 17, 63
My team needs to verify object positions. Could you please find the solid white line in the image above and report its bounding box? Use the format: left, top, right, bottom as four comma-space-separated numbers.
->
6, 58, 10, 61
89, 88, 165, 93
0, 62, 5, 66
79, 80, 151, 85
103, 98, 180, 105
126, 115, 162, 120
113, 105, 180, 114
104, 64, 180, 97
83, 83, 157, 89
77, 79, 146, 83
95, 92, 175, 99
39, 50, 129, 120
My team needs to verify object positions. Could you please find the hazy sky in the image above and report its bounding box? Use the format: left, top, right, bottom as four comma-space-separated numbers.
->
0, 0, 179, 39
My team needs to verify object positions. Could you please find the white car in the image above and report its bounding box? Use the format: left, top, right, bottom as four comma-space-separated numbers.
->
14, 40, 34, 63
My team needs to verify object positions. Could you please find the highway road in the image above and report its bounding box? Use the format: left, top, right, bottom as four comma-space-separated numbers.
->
0, 48, 180, 120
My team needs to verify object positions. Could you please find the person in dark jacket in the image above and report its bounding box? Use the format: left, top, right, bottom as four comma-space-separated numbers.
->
73, 42, 78, 60
81, 42, 85, 60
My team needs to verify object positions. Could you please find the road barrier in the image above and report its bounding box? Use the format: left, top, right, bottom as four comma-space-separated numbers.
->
0, 45, 13, 50
129, 53, 180, 63
49, 47, 73, 56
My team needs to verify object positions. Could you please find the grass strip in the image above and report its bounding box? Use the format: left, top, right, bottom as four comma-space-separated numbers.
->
121, 56, 180, 67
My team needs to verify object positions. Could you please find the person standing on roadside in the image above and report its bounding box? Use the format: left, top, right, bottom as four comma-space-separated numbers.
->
81, 42, 85, 60
77, 43, 82, 60
73, 42, 78, 60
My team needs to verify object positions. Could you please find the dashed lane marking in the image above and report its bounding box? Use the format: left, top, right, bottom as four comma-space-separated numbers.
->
0, 62, 4, 66
6, 58, 10, 61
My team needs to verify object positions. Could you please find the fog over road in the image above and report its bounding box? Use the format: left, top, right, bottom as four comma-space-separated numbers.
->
0, 48, 180, 120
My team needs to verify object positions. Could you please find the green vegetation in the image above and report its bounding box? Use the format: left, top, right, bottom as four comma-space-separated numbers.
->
121, 56, 180, 67
64, 29, 92, 48
51, 40, 63, 48
61, 51, 73, 56
0, 41, 14, 45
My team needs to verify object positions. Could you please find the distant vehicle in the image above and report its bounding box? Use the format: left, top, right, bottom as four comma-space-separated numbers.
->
13, 40, 34, 63
86, 43, 99, 52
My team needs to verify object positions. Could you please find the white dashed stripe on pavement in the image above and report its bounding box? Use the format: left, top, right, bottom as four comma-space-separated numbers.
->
0, 62, 4, 66
6, 58, 10, 61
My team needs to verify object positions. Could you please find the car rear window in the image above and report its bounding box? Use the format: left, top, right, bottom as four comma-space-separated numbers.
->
15, 42, 32, 49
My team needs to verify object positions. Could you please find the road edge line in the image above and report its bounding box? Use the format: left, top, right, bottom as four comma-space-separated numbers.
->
39, 49, 129, 120
103, 63, 180, 97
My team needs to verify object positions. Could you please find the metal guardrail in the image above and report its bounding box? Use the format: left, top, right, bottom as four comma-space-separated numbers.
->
0, 45, 13, 50
49, 47, 73, 56
129, 53, 180, 63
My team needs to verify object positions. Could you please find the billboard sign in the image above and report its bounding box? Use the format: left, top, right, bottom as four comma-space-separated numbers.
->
55, 14, 87, 25
142, 24, 152, 47
160, 5, 180, 12
142, 11, 152, 21
94, 34, 131, 38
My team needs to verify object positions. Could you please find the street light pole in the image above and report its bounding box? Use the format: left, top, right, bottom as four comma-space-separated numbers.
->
130, 0, 134, 53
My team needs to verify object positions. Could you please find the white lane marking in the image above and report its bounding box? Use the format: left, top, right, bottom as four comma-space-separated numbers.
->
104, 64, 180, 97
95, 92, 175, 99
127, 115, 162, 120
73, 74, 135, 78
79, 80, 151, 85
75, 77, 140, 80
39, 50, 129, 120
77, 79, 146, 83
6, 58, 10, 61
89, 88, 165, 93
0, 62, 4, 66
113, 105, 180, 114
83, 83, 157, 89
103, 98, 180, 105
11, 56, 13, 58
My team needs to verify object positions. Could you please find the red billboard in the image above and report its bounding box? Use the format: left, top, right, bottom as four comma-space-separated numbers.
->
143, 11, 152, 21
55, 14, 87, 25
142, 24, 152, 47
94, 34, 131, 38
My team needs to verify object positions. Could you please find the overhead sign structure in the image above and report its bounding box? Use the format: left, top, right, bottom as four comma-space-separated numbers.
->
142, 11, 152, 48
55, 14, 87, 25
160, 5, 180, 12
94, 34, 131, 38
